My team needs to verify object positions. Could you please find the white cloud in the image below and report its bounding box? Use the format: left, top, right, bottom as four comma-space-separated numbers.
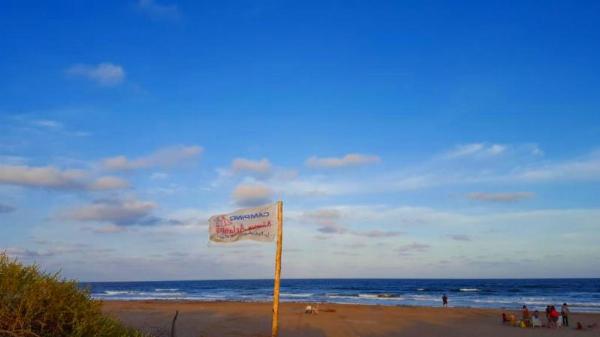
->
232, 183, 274, 207
306, 153, 381, 169
467, 192, 534, 203
67, 63, 125, 86
103, 145, 203, 171
137, 0, 181, 21
231, 158, 272, 175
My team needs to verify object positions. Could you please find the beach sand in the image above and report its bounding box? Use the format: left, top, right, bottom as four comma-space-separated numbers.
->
103, 300, 600, 337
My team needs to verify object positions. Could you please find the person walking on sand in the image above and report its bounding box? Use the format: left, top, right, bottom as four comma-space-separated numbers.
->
442, 294, 448, 307
561, 303, 570, 327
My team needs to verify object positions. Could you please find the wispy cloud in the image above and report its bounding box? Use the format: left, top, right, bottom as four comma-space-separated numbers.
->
102, 145, 203, 171
302, 209, 346, 233
150, 172, 169, 180
89, 176, 130, 190
64, 198, 156, 225
276, 145, 596, 198
303, 209, 341, 225
397, 242, 431, 255
6, 243, 114, 261
514, 152, 600, 182
306, 153, 381, 169
0, 203, 15, 213
137, 0, 181, 21
467, 192, 534, 203
90, 224, 128, 234
0, 155, 27, 165
2, 115, 90, 137
62, 198, 179, 228
0, 165, 128, 191
447, 234, 471, 241
31, 119, 63, 130
231, 158, 272, 175
66, 63, 125, 86
5, 247, 55, 259
301, 208, 405, 237
232, 183, 274, 207
354, 230, 404, 238
445, 143, 506, 158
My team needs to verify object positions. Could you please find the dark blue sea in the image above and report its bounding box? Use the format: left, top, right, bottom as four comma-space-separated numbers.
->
82, 279, 600, 313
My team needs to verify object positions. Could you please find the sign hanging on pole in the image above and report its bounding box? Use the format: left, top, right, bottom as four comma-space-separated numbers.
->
208, 203, 278, 243
208, 201, 284, 337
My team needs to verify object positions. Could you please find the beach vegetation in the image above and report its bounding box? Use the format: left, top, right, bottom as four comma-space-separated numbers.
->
0, 252, 147, 337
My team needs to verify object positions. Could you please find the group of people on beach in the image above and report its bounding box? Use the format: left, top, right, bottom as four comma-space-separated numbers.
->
503, 303, 571, 329
521, 303, 570, 328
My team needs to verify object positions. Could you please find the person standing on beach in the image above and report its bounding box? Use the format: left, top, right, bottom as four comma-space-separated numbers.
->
549, 306, 560, 328
442, 294, 448, 307
522, 305, 531, 326
561, 303, 570, 327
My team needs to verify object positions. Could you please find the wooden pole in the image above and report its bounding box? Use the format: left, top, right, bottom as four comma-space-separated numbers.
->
271, 201, 283, 337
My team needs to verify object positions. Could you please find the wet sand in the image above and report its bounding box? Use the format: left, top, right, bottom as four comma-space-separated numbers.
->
103, 300, 600, 337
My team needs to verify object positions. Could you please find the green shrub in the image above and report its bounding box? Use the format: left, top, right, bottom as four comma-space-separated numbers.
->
0, 252, 147, 337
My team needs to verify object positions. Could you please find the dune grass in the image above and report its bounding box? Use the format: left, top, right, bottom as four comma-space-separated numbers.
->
0, 252, 147, 337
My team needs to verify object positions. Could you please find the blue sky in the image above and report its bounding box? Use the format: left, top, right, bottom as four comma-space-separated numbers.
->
1, 0, 599, 281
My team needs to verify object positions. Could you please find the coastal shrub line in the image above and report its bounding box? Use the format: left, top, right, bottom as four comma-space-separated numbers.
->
0, 252, 147, 337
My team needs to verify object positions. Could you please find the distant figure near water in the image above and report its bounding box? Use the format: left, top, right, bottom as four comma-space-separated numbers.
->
442, 294, 448, 307
561, 303, 570, 327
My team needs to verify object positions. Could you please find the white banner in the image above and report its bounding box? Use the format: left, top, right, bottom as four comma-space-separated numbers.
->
208, 203, 278, 243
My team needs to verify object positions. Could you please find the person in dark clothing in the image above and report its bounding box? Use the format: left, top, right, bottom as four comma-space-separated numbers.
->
442, 294, 448, 307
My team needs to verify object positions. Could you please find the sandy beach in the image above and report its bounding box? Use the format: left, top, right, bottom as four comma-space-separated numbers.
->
103, 300, 600, 337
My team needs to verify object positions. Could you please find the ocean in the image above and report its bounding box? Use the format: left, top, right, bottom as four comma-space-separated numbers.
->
83, 278, 600, 313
